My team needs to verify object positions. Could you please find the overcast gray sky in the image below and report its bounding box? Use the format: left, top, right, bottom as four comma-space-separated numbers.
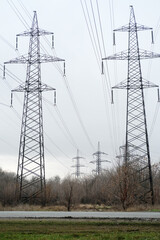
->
0, 0, 160, 179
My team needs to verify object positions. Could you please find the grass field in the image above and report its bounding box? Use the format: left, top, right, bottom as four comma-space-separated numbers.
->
0, 203, 160, 212
0, 219, 160, 240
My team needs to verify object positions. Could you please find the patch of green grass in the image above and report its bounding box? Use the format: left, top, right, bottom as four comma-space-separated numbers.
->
150, 209, 160, 212
0, 232, 160, 240
0, 220, 160, 239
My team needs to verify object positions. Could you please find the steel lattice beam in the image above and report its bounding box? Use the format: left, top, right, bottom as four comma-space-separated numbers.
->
4, 11, 64, 204
103, 6, 160, 204
90, 142, 110, 175
71, 150, 85, 178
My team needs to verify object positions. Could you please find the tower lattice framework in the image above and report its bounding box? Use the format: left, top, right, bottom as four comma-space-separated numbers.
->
102, 6, 160, 204
71, 150, 85, 178
90, 142, 109, 175
5, 11, 64, 204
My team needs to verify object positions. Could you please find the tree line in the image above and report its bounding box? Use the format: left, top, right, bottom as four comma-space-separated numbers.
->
0, 161, 160, 210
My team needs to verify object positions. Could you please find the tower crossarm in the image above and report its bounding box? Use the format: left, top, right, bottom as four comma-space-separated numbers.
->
12, 82, 55, 93
71, 165, 85, 168
112, 78, 158, 90
93, 151, 108, 156
92, 158, 110, 162
17, 28, 54, 37
72, 172, 84, 176
39, 54, 65, 63
4, 55, 28, 64
90, 160, 96, 164
100, 160, 111, 163
72, 156, 85, 160
91, 142, 110, 175
103, 50, 160, 61
91, 157, 110, 163
114, 23, 152, 32
4, 54, 64, 65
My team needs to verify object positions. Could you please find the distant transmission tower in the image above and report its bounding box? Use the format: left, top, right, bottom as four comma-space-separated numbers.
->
102, 6, 160, 204
71, 149, 85, 178
4, 11, 65, 204
90, 142, 109, 175
116, 145, 126, 163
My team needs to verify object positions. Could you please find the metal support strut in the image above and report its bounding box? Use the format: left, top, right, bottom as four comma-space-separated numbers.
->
4, 11, 65, 205
102, 6, 160, 204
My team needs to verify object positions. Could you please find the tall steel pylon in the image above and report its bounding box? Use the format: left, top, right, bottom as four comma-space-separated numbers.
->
4, 11, 64, 204
90, 142, 109, 175
102, 6, 160, 204
71, 150, 85, 178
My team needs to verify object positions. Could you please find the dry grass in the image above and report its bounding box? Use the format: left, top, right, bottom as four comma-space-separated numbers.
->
0, 203, 160, 212
0, 203, 66, 211
126, 204, 160, 212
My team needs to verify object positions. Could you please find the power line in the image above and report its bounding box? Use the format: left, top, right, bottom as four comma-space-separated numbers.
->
0, 136, 17, 150
0, 34, 15, 50
7, 0, 30, 29
80, 0, 118, 155
16, 0, 32, 21
43, 99, 79, 150
90, 0, 103, 58
95, 0, 119, 154
149, 103, 160, 137
44, 132, 71, 160
55, 106, 80, 150
80, 0, 100, 68
45, 146, 70, 171
2, 62, 79, 164
1, 67, 72, 166
146, 14, 160, 137
0, 64, 22, 84
8, 0, 95, 153
62, 76, 95, 151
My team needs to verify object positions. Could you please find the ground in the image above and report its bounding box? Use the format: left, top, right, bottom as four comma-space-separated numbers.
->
0, 219, 160, 240
0, 203, 160, 212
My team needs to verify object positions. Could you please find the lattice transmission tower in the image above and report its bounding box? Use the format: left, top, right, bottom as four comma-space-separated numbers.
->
90, 142, 110, 175
4, 11, 65, 204
71, 150, 85, 178
102, 6, 160, 204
